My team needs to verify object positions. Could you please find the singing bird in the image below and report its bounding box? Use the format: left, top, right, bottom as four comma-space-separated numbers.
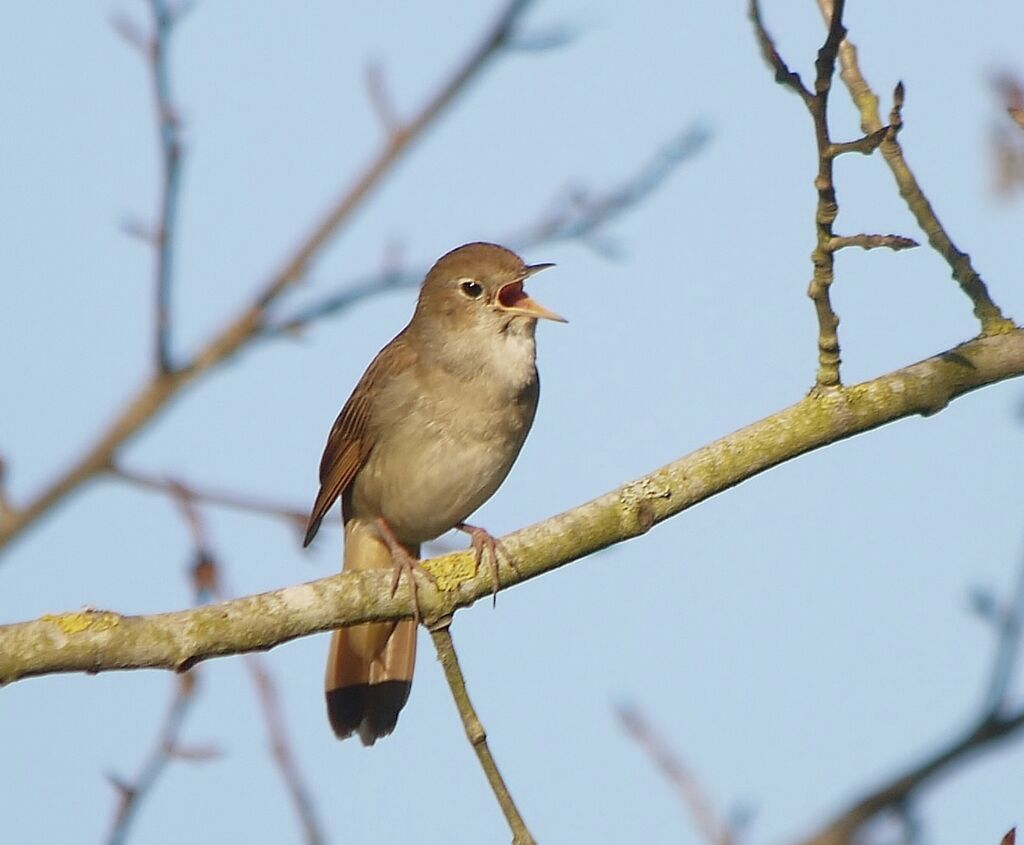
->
304, 242, 565, 744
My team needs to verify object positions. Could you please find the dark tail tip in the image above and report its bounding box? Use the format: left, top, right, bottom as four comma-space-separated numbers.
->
326, 681, 412, 746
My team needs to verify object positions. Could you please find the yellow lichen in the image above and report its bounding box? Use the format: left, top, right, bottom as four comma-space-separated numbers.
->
422, 551, 477, 592
41, 610, 122, 634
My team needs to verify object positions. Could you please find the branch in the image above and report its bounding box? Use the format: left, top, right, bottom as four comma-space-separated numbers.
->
816, 0, 1014, 335
173, 495, 326, 845
264, 125, 709, 336
106, 671, 208, 845
751, 0, 855, 390
827, 234, 918, 252
618, 705, 734, 845
0, 455, 10, 519
4, 328, 1024, 682
146, 0, 187, 374
106, 545, 213, 845
0, 0, 538, 557
430, 627, 535, 845
796, 559, 1024, 845
109, 465, 312, 536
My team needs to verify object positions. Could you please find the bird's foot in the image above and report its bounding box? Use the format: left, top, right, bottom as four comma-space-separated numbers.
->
374, 518, 436, 624
456, 522, 519, 607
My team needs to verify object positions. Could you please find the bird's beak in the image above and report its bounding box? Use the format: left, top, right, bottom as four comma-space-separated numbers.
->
496, 263, 567, 323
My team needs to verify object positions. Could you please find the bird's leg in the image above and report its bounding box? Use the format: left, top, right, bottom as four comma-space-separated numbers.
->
374, 518, 435, 624
455, 522, 520, 607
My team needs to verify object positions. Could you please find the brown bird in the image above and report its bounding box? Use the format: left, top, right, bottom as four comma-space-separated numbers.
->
304, 242, 565, 745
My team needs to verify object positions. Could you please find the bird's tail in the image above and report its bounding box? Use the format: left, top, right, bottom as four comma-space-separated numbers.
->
325, 519, 417, 745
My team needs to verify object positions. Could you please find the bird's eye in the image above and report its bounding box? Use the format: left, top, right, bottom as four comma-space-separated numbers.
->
460, 280, 484, 299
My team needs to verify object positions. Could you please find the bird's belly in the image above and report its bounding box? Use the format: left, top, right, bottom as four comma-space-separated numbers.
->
351, 425, 522, 545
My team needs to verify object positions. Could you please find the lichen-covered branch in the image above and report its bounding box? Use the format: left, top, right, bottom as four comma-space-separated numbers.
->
3, 328, 1024, 684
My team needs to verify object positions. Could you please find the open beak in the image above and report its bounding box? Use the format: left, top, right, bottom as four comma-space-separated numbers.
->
496, 263, 567, 323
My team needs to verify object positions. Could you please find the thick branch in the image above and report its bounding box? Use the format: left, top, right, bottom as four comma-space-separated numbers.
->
3, 329, 1024, 683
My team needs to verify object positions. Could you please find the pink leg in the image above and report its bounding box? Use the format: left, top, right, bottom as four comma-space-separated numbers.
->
374, 518, 435, 624
455, 522, 520, 606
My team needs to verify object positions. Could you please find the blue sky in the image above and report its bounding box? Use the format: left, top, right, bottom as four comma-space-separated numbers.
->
2, 2, 1023, 844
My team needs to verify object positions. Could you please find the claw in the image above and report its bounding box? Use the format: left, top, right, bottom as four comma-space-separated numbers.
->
375, 518, 435, 624
456, 522, 518, 606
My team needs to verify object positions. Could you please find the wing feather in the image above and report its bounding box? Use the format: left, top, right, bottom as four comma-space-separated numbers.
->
302, 331, 416, 546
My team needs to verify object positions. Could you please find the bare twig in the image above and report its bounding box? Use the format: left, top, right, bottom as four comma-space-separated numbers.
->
797, 556, 1024, 845
827, 234, 918, 252
0, 456, 10, 519
751, 0, 853, 390
106, 538, 213, 845
266, 125, 709, 335
991, 73, 1024, 196
365, 61, 400, 136
237, 650, 325, 845
110, 465, 311, 536
106, 671, 207, 845
618, 705, 734, 845
816, 0, 1015, 335
144, 0, 188, 374
430, 627, 535, 845
169, 489, 326, 845
978, 555, 1024, 716
0, 0, 539, 558
5, 328, 1024, 683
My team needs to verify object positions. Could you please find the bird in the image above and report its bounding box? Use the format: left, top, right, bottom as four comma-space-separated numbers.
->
303, 241, 565, 745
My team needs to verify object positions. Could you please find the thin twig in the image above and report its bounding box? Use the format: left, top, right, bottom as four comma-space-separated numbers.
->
170, 490, 327, 845
106, 671, 207, 845
106, 541, 214, 845
797, 555, 1024, 845
618, 705, 734, 845
0, 0, 538, 558
236, 650, 326, 845
145, 0, 187, 374
751, 0, 851, 390
749, 3, 813, 104
430, 627, 536, 845
365, 61, 400, 136
110, 465, 312, 536
816, 0, 1015, 335
0, 456, 10, 519
827, 234, 918, 252
978, 554, 1024, 716
266, 125, 709, 335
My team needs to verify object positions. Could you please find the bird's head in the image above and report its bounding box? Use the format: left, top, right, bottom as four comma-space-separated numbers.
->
414, 242, 566, 338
